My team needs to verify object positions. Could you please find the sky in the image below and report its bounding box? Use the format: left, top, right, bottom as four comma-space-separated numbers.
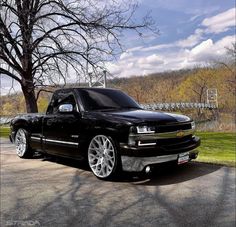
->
0, 0, 235, 95
106, 0, 235, 77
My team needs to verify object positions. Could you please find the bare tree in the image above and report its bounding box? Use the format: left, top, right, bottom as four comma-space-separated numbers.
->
218, 43, 236, 96
0, 0, 156, 112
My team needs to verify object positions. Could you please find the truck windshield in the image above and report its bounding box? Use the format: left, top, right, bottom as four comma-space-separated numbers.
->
77, 88, 142, 111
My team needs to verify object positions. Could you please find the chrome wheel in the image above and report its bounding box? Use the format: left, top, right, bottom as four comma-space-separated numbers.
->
15, 129, 27, 157
88, 135, 116, 178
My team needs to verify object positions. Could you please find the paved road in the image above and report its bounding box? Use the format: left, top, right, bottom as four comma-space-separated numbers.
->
0, 138, 235, 227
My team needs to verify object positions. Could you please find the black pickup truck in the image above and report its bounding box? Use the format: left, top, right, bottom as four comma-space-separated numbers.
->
10, 88, 200, 179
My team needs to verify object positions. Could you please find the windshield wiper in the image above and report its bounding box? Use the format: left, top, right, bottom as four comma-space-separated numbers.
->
122, 106, 143, 110
93, 106, 142, 111
94, 106, 121, 111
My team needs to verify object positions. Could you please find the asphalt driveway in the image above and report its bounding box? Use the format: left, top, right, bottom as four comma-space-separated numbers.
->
0, 138, 235, 227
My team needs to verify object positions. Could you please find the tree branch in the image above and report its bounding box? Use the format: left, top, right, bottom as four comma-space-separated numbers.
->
0, 67, 21, 84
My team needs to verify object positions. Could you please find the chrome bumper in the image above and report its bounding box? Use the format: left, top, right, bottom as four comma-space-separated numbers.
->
121, 150, 199, 172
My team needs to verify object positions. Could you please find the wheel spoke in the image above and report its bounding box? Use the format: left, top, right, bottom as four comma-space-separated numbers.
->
89, 147, 101, 155
106, 164, 112, 172
100, 165, 106, 176
88, 153, 98, 160
95, 138, 103, 148
95, 162, 102, 174
106, 156, 114, 164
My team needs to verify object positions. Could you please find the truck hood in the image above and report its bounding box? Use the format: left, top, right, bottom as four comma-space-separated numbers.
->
92, 109, 191, 124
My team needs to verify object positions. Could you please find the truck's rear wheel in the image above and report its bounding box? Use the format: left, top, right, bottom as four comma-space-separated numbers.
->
15, 128, 34, 158
88, 135, 119, 180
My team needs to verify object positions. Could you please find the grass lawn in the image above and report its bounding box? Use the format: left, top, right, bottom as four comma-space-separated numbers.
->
0, 127, 235, 167
0, 126, 10, 138
196, 132, 236, 167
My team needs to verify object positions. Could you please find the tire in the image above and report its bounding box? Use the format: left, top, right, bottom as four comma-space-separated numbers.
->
15, 128, 34, 158
88, 135, 120, 180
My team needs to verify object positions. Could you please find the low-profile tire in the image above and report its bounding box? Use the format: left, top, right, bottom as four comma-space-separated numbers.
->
15, 128, 34, 158
88, 135, 120, 180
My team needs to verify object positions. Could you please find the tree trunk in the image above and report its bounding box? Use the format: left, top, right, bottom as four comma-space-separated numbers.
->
21, 83, 38, 113
21, 46, 38, 112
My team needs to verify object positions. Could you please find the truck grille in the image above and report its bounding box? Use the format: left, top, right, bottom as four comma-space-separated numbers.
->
135, 122, 195, 156
156, 123, 192, 133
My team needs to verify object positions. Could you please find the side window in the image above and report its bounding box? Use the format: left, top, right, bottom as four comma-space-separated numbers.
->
46, 92, 77, 114
46, 96, 56, 114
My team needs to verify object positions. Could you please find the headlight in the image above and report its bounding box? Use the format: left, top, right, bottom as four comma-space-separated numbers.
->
128, 126, 156, 146
191, 121, 196, 130
136, 126, 155, 134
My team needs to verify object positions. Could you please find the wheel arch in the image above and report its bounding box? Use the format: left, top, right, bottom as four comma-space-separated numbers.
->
86, 126, 128, 144
12, 120, 31, 139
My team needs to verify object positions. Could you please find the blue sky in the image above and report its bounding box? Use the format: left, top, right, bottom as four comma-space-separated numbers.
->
1, 0, 235, 94
107, 0, 235, 77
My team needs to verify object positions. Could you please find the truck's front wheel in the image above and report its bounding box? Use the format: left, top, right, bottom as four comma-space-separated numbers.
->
88, 135, 119, 180
15, 128, 34, 158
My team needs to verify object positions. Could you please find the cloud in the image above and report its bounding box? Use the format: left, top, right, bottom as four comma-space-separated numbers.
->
140, 29, 204, 51
169, 8, 235, 49
141, 43, 175, 52
137, 54, 164, 65
135, 8, 235, 54
176, 29, 204, 48
107, 35, 234, 78
120, 51, 133, 60
188, 35, 235, 62
138, 33, 204, 52
202, 8, 235, 34
191, 39, 213, 56
136, 55, 164, 70
126, 46, 144, 52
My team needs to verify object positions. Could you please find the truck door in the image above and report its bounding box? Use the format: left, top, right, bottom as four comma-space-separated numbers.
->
42, 90, 82, 158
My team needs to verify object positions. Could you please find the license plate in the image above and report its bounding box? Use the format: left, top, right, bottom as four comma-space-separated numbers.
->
178, 152, 189, 164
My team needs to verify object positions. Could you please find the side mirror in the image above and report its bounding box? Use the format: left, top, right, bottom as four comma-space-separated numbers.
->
58, 104, 73, 113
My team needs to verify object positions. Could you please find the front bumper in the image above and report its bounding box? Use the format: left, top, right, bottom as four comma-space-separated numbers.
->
120, 135, 200, 172
121, 150, 199, 172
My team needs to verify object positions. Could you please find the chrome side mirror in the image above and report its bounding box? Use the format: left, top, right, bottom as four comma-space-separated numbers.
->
59, 104, 73, 113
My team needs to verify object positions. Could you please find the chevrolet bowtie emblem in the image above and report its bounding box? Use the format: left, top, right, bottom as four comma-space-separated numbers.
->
176, 130, 185, 138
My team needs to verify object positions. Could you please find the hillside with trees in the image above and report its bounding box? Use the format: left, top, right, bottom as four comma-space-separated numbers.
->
1, 64, 235, 121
